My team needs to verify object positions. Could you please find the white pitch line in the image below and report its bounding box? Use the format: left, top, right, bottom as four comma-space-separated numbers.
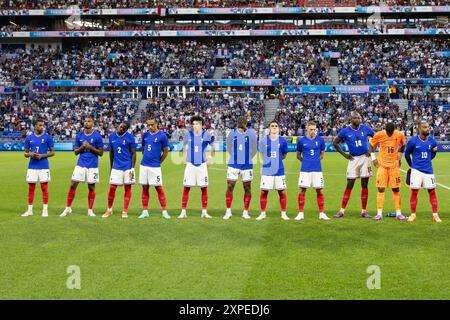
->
400, 169, 450, 191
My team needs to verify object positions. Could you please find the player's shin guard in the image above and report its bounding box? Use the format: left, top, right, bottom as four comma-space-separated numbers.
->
361, 188, 368, 212
66, 188, 76, 207
377, 192, 385, 211
225, 192, 233, 209
428, 189, 438, 214
243, 193, 251, 211
181, 187, 190, 210
155, 186, 167, 211
340, 188, 352, 210
107, 185, 117, 209
123, 185, 132, 213
88, 190, 95, 210
317, 193, 325, 213
298, 192, 305, 213
393, 191, 401, 211
40, 182, 49, 205
278, 190, 287, 212
201, 187, 208, 210
141, 185, 150, 210
410, 189, 419, 215
260, 191, 268, 212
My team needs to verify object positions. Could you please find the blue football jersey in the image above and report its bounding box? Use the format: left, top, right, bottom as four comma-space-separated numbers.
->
260, 136, 288, 176
75, 130, 104, 169
405, 135, 437, 174
297, 136, 325, 172
24, 133, 54, 169
227, 128, 257, 170
109, 131, 136, 170
337, 124, 375, 156
141, 130, 169, 168
183, 130, 214, 167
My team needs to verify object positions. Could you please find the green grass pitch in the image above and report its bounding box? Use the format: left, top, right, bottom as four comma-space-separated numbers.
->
0, 151, 449, 299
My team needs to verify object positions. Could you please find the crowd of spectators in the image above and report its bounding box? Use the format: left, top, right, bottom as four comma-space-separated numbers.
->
1, 90, 448, 142
337, 39, 449, 84
274, 93, 408, 137
0, 94, 139, 140
129, 93, 265, 142
222, 40, 331, 85
1, 0, 448, 10
0, 40, 216, 86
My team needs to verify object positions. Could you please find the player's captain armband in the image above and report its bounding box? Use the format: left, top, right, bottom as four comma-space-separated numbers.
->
371, 153, 376, 161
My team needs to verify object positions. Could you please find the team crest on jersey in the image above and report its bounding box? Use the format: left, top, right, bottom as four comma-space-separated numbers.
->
154, 138, 158, 142
123, 140, 126, 145
42, 139, 45, 143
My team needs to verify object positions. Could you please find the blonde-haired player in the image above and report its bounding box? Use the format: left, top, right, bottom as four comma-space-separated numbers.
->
369, 122, 406, 221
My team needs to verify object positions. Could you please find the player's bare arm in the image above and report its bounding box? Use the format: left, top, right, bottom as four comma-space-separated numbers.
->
160, 146, 169, 163
87, 143, 104, 157
296, 151, 303, 162
109, 147, 114, 172
74, 144, 84, 155
182, 144, 187, 165
333, 136, 353, 160
131, 148, 137, 168
369, 143, 379, 168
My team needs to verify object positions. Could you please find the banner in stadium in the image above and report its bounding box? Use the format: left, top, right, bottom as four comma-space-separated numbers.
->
387, 78, 450, 86
2, 28, 449, 38
32, 79, 281, 87
0, 8, 163, 16
284, 85, 388, 94
1, 6, 449, 16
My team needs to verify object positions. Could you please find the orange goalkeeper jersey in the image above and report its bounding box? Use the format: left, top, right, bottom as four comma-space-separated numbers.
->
370, 130, 406, 168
